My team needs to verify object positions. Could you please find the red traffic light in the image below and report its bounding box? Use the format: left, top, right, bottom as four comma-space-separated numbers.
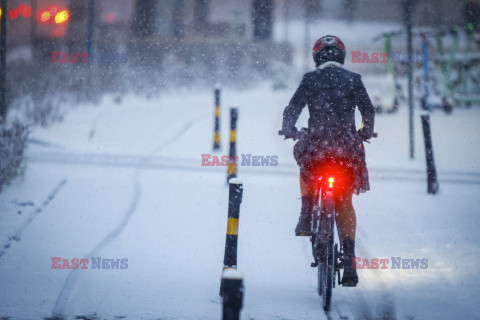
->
104, 12, 116, 23
10, 4, 32, 19
55, 10, 69, 24
36, 5, 69, 24
37, 9, 51, 23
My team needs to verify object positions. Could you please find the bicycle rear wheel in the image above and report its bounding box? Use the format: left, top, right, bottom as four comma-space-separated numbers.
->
319, 234, 334, 310
317, 188, 335, 311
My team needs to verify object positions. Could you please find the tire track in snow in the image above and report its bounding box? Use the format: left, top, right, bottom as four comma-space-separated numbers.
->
51, 179, 141, 319
51, 117, 203, 319
347, 232, 398, 320
0, 178, 67, 259
312, 229, 397, 319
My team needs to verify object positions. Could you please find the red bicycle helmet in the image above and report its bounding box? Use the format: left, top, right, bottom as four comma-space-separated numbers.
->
312, 35, 346, 66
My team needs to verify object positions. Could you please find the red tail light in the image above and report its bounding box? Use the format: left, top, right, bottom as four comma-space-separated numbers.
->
328, 177, 334, 188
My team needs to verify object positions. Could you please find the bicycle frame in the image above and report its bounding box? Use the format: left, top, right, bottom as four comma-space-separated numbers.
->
310, 173, 341, 311
311, 176, 335, 262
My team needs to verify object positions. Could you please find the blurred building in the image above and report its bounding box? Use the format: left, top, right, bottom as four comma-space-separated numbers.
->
3, 0, 468, 90
281, 0, 464, 27
4, 0, 467, 49
4, 0, 278, 43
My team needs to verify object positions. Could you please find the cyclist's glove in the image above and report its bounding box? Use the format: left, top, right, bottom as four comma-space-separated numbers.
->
358, 127, 374, 141
280, 127, 298, 140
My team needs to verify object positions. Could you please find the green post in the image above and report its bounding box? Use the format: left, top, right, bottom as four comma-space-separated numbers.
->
384, 34, 394, 75
445, 27, 460, 100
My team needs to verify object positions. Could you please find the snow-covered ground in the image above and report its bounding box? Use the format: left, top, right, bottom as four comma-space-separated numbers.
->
1, 80, 480, 319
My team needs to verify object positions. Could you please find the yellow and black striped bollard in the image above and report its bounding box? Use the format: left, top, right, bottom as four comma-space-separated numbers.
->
213, 88, 221, 151
227, 108, 238, 182
220, 179, 243, 297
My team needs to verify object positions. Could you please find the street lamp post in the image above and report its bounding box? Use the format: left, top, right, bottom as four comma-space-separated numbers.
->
0, 0, 7, 123
86, 0, 95, 58
405, 0, 415, 159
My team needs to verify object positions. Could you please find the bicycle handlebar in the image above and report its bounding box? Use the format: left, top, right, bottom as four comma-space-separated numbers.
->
279, 129, 378, 141
278, 128, 309, 141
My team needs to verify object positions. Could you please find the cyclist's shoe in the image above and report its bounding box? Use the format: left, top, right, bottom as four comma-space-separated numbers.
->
295, 195, 313, 236
295, 214, 311, 236
341, 236, 358, 287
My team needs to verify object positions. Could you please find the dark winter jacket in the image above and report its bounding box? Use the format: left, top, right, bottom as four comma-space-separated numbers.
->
281, 62, 375, 138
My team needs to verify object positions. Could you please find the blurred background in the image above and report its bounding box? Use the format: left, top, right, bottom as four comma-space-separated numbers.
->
1, 1, 480, 319
1, 0, 476, 118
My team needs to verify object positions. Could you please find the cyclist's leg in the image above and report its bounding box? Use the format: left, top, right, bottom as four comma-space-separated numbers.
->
334, 190, 358, 285
300, 174, 307, 196
295, 169, 315, 235
334, 192, 356, 241
299, 171, 316, 209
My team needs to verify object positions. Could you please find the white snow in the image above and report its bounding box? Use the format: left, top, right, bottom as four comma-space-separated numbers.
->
228, 178, 243, 185
222, 268, 243, 280
0, 83, 479, 319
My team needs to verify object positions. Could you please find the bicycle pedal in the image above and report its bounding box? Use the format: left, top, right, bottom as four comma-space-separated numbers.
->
341, 280, 358, 287
296, 232, 311, 236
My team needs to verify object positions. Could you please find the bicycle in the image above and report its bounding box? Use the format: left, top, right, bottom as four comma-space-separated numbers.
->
279, 128, 377, 311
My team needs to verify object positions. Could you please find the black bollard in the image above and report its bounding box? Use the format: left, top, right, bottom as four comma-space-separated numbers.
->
213, 88, 221, 151
227, 108, 239, 182
220, 179, 243, 297
221, 269, 244, 320
421, 114, 439, 194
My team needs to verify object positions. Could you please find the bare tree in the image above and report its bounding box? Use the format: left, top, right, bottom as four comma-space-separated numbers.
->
132, 0, 157, 37
172, 0, 186, 38
305, 0, 322, 20
252, 0, 274, 40
194, 0, 210, 35
343, 0, 358, 22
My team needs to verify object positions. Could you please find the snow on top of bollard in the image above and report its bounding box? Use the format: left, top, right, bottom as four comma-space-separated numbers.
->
214, 83, 221, 90
222, 268, 243, 280
229, 178, 242, 185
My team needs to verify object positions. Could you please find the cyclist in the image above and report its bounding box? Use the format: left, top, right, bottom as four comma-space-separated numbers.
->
280, 35, 375, 285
